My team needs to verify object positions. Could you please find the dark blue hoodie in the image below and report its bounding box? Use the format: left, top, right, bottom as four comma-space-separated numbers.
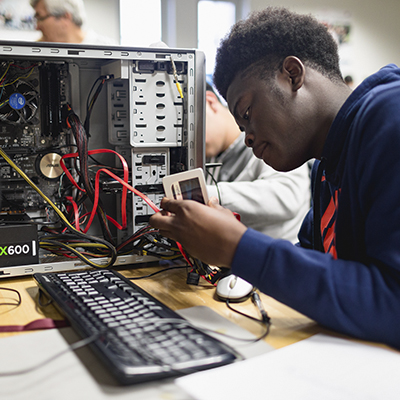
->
231, 64, 400, 349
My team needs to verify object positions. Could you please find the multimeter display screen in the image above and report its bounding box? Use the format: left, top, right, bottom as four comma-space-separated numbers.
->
172, 177, 205, 203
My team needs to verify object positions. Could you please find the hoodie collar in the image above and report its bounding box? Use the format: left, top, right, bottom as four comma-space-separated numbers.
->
321, 64, 400, 186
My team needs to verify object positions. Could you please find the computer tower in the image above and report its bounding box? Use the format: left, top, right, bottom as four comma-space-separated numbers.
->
0, 41, 205, 278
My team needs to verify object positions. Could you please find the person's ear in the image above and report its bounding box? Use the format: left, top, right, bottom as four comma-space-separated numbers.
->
61, 12, 73, 21
206, 90, 220, 113
282, 56, 305, 92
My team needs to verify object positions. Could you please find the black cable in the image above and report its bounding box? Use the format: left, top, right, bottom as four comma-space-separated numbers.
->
205, 168, 221, 204
127, 265, 189, 280
225, 293, 271, 342
38, 289, 53, 307
84, 76, 105, 137
40, 230, 117, 268
0, 287, 22, 307
84, 75, 113, 138
116, 227, 184, 261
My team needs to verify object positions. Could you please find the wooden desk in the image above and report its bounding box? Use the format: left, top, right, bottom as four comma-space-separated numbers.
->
1, 265, 398, 400
0, 264, 323, 349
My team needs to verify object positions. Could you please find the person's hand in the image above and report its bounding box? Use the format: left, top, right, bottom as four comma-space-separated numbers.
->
149, 197, 247, 267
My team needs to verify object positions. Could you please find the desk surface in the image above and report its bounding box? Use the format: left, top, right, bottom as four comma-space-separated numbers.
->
0, 264, 324, 349
1, 265, 398, 400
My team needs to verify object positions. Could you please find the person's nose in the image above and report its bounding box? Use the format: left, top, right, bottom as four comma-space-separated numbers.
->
244, 131, 255, 148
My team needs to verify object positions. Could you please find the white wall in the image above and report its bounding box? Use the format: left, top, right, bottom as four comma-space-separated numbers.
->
3, 0, 399, 85
250, 0, 400, 85
84, 0, 120, 44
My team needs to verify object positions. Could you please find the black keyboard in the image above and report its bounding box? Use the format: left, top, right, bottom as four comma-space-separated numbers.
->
33, 270, 237, 385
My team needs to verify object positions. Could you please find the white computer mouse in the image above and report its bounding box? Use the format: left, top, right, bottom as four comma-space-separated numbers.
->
216, 274, 254, 302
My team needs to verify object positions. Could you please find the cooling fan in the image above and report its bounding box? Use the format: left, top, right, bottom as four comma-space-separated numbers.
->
0, 79, 39, 124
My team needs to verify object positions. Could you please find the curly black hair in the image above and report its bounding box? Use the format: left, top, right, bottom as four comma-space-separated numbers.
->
213, 7, 342, 100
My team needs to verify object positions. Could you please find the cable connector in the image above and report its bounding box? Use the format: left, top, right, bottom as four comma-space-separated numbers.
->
170, 57, 184, 99
251, 291, 270, 324
186, 271, 200, 286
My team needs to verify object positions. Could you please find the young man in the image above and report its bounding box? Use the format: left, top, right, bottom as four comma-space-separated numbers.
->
30, 0, 115, 44
205, 83, 310, 242
150, 7, 400, 349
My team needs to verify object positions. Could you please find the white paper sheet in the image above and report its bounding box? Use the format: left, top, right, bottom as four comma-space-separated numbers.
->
175, 333, 400, 400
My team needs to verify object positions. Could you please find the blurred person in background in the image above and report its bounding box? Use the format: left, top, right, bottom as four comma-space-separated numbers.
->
30, 0, 116, 44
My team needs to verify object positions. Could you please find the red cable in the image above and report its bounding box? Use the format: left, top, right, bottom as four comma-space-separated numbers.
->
59, 152, 85, 192
60, 148, 192, 267
81, 167, 159, 233
60, 149, 130, 231
65, 196, 81, 231
176, 241, 194, 268
88, 148, 129, 230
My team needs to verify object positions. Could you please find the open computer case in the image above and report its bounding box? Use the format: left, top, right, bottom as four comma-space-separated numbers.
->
0, 40, 205, 278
